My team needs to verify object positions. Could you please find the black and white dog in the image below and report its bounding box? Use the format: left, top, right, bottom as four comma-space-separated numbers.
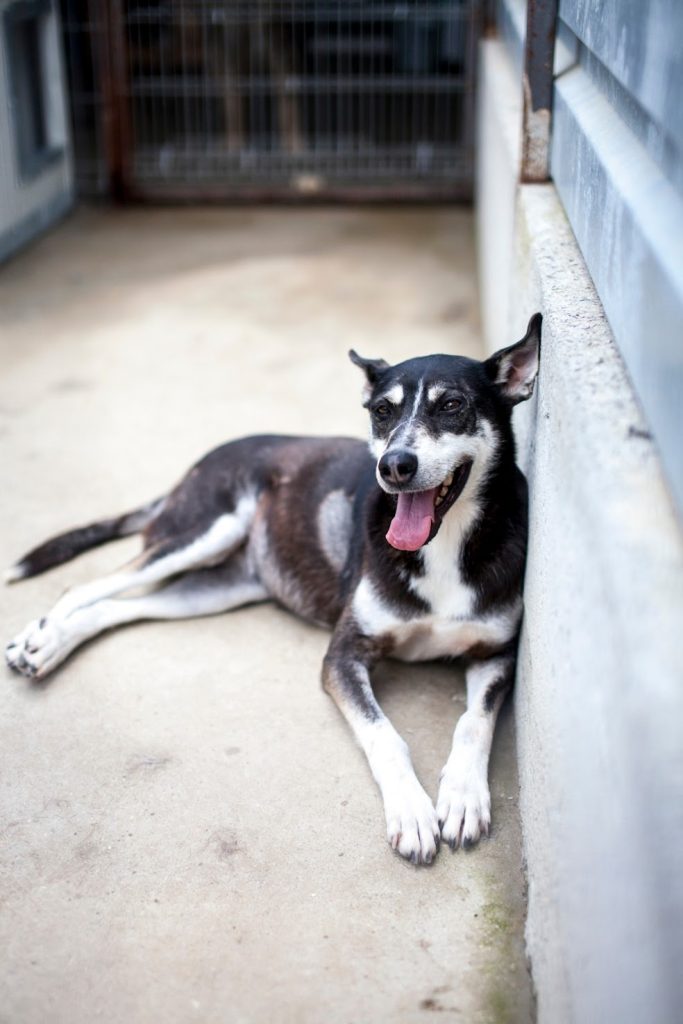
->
5, 314, 541, 865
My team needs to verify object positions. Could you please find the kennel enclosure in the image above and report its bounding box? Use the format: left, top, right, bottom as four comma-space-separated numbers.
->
60, 1, 482, 200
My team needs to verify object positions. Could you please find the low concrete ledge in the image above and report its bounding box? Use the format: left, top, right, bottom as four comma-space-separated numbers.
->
510, 183, 683, 1024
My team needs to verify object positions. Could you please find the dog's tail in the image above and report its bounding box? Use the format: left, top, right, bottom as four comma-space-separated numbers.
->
4, 497, 165, 583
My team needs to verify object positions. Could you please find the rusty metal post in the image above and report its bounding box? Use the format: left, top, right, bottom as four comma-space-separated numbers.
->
92, 0, 130, 200
521, 0, 559, 183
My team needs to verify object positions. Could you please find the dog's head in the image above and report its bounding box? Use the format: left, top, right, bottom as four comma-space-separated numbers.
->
349, 313, 541, 551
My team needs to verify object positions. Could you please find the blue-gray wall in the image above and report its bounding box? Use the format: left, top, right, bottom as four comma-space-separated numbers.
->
495, 0, 683, 515
551, 0, 683, 514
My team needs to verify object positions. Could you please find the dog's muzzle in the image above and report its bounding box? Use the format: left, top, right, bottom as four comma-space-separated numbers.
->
384, 459, 473, 552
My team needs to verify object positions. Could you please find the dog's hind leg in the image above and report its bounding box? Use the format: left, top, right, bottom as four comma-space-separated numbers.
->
322, 615, 441, 865
6, 497, 258, 678
436, 651, 515, 850
6, 557, 267, 680
48, 495, 258, 621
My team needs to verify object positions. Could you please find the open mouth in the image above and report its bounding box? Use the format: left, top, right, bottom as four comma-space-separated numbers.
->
385, 460, 473, 552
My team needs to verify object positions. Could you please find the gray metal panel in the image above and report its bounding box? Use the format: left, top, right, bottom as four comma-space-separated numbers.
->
559, 0, 683, 153
551, 64, 683, 513
577, 45, 683, 197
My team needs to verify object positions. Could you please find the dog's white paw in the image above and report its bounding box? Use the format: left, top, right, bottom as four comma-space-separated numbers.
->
384, 775, 441, 865
5, 617, 70, 679
436, 766, 491, 850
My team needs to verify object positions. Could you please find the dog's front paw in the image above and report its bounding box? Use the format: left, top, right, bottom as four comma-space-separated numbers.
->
384, 775, 441, 865
436, 767, 491, 851
6, 617, 67, 679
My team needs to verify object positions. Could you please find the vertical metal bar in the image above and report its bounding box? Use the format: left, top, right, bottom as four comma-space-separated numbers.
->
85, 0, 107, 193
160, 0, 169, 179
171, 0, 178, 175
369, 2, 375, 168
313, 0, 319, 159
96, 0, 130, 200
131, 0, 140, 183
63, 0, 80, 190
442, 3, 453, 175
336, 0, 341, 166
201, 2, 209, 178
179, 0, 188, 171
461, 1, 476, 186
521, 0, 559, 183
210, 0, 219, 178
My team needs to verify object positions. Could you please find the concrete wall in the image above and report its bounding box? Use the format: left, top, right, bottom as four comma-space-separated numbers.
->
0, 0, 73, 262
477, 35, 683, 1024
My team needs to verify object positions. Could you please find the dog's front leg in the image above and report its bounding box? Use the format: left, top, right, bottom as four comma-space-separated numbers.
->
437, 651, 515, 850
322, 617, 440, 865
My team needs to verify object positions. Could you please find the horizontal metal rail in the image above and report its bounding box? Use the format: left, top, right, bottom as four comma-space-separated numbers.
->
120, 4, 474, 26
127, 75, 469, 97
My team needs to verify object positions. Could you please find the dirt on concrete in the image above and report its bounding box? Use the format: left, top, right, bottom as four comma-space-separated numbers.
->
0, 207, 533, 1024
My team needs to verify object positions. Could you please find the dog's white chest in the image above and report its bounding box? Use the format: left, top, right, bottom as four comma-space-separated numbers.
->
353, 511, 520, 661
352, 575, 519, 662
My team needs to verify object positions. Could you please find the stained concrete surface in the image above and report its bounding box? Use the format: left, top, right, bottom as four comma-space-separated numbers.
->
0, 207, 533, 1024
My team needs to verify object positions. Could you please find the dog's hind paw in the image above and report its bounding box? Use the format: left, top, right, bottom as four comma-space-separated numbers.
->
384, 776, 441, 865
436, 769, 491, 851
5, 617, 69, 679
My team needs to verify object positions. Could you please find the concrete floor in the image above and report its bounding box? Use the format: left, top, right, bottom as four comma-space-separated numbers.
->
0, 207, 533, 1024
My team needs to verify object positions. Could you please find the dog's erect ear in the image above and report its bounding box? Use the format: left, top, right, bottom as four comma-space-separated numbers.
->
348, 349, 389, 383
484, 313, 542, 405
349, 349, 390, 402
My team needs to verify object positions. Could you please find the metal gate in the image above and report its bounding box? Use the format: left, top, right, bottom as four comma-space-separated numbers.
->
60, 1, 481, 201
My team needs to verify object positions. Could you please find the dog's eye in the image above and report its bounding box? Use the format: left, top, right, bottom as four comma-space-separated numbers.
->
373, 403, 391, 419
441, 398, 461, 413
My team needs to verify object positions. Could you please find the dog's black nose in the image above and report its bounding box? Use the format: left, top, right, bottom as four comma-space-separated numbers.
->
379, 449, 418, 485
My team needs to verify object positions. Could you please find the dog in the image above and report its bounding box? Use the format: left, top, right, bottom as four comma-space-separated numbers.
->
5, 314, 541, 865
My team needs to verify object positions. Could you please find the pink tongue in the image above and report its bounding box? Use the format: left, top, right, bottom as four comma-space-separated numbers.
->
386, 488, 439, 551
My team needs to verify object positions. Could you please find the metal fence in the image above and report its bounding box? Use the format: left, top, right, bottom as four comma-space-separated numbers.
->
60, 1, 481, 200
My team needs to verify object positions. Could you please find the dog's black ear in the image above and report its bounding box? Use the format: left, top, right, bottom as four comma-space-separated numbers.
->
349, 349, 390, 402
484, 313, 542, 405
348, 349, 389, 384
